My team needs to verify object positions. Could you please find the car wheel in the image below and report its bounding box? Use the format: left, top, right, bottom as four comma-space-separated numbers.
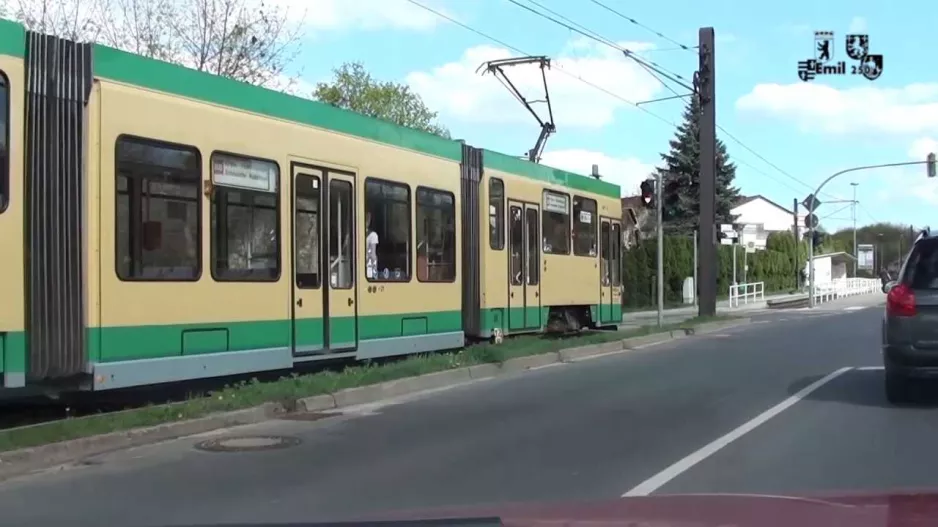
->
885, 370, 913, 405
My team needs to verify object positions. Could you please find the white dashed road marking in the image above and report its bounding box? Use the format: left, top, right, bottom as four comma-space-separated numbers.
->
844, 306, 867, 311
622, 366, 853, 497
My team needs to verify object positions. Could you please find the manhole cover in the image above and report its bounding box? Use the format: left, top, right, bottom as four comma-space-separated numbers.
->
194, 435, 301, 453
279, 411, 341, 422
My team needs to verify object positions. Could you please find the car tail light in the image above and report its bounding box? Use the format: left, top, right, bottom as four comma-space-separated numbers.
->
887, 283, 917, 317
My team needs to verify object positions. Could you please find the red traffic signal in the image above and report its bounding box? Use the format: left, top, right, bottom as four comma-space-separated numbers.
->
640, 180, 655, 209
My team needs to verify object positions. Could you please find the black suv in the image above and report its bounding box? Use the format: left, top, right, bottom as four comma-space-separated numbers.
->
883, 230, 938, 403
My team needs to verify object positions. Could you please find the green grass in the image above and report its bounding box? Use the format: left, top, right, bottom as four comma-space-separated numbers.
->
0, 315, 737, 452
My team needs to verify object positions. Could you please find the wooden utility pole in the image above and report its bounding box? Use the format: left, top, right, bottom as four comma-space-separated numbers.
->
697, 27, 717, 317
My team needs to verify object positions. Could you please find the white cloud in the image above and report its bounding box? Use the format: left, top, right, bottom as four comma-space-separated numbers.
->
274, 0, 445, 31
406, 38, 662, 128
539, 149, 654, 196
737, 82, 938, 207
268, 74, 318, 97
909, 137, 938, 160
901, 137, 938, 204
778, 23, 811, 37
736, 83, 938, 136
848, 16, 868, 33
863, 141, 938, 204
906, 177, 938, 205
716, 33, 738, 44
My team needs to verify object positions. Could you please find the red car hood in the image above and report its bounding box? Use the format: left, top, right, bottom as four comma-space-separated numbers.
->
350, 491, 938, 527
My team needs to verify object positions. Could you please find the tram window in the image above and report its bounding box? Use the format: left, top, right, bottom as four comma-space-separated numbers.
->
509, 205, 523, 286
525, 207, 539, 285
210, 152, 280, 282
611, 223, 621, 286
542, 190, 570, 255
329, 179, 354, 289
573, 196, 597, 257
0, 72, 8, 213
600, 221, 611, 286
489, 178, 504, 250
115, 136, 201, 281
295, 174, 320, 289
416, 187, 456, 282
365, 178, 411, 282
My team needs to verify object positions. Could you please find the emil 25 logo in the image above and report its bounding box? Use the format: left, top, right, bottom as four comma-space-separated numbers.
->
797, 31, 884, 82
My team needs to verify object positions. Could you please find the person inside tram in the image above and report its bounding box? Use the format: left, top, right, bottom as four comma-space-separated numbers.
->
365, 212, 379, 280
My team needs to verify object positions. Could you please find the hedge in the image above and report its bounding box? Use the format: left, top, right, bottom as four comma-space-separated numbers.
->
622, 231, 808, 309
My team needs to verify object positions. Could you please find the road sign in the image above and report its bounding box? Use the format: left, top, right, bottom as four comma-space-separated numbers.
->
719, 224, 738, 236
804, 213, 818, 229
857, 244, 874, 270
801, 194, 822, 211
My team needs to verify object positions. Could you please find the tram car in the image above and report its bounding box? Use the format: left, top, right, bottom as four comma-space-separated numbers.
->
0, 21, 623, 393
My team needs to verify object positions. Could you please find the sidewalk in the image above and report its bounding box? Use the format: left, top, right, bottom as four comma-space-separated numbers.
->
618, 291, 799, 329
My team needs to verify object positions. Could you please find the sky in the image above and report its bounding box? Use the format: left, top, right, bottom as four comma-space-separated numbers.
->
265, 0, 938, 234
14, 0, 931, 233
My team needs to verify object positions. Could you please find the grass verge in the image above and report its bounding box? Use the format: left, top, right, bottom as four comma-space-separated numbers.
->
0, 315, 736, 453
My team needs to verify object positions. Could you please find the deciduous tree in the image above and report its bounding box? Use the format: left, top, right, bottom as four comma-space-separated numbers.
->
314, 62, 451, 138
3, 0, 305, 88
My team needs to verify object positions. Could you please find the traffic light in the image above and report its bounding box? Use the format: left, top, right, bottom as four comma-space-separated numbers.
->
811, 230, 822, 249
928, 153, 936, 178
639, 179, 655, 209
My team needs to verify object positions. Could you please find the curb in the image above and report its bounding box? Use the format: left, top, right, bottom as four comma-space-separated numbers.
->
0, 318, 753, 480
685, 318, 752, 335
0, 402, 283, 481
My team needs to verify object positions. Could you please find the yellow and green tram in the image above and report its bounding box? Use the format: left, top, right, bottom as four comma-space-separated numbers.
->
0, 22, 623, 393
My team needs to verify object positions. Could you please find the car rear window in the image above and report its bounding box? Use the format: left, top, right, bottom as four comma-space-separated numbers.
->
904, 240, 938, 289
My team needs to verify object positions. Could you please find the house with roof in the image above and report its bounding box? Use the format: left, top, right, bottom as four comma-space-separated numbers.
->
619, 193, 808, 252
730, 195, 807, 251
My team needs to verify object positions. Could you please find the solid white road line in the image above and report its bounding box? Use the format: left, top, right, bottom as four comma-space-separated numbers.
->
855, 366, 884, 371
844, 306, 866, 311
622, 366, 853, 497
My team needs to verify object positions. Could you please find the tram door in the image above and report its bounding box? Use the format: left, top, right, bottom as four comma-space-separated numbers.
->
291, 163, 358, 354
599, 218, 622, 324
507, 200, 541, 331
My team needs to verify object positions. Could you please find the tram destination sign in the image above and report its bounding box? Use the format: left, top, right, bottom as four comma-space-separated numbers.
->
212, 154, 279, 193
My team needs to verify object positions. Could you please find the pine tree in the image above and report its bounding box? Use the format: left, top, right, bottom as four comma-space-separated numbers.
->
655, 95, 741, 235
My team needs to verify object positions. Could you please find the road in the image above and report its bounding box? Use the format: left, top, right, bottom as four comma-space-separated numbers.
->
3, 293, 935, 526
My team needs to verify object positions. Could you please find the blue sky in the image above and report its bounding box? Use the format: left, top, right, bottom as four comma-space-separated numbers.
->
277, 0, 938, 233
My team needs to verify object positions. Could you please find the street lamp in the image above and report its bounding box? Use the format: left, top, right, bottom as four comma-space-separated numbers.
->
806, 154, 937, 308
851, 182, 858, 277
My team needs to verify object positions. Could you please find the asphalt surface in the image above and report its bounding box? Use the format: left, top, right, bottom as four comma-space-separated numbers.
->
2, 293, 932, 526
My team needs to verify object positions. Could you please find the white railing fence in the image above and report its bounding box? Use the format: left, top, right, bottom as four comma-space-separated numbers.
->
812, 277, 880, 305
729, 281, 765, 308
833, 277, 880, 296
